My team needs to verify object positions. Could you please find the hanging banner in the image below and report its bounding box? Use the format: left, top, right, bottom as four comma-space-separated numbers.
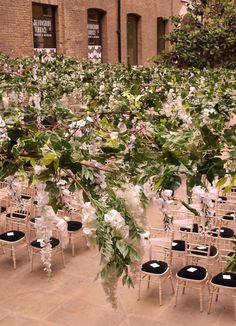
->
32, 4, 56, 54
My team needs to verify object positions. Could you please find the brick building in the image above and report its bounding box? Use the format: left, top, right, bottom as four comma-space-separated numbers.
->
0, 0, 183, 65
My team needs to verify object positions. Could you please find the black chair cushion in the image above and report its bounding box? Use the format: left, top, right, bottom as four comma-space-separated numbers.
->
0, 206, 6, 213
67, 221, 82, 231
211, 227, 234, 238
20, 194, 31, 200
177, 265, 207, 280
222, 212, 235, 221
191, 245, 217, 257
180, 224, 198, 233
172, 240, 186, 251
228, 252, 234, 257
141, 260, 168, 274
212, 272, 236, 287
231, 187, 236, 193
212, 196, 227, 203
0, 230, 25, 242
31, 237, 59, 248
30, 216, 41, 223
6, 212, 27, 219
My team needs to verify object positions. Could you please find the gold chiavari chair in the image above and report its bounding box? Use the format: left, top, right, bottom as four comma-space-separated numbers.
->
29, 229, 65, 272
0, 229, 28, 269
57, 210, 84, 257
138, 228, 175, 306
174, 232, 218, 312
208, 237, 236, 320
5, 201, 32, 239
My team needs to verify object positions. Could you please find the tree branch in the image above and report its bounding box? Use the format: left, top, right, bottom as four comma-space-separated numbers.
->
63, 169, 97, 208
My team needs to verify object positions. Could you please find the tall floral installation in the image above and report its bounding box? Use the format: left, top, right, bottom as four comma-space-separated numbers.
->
0, 51, 236, 306
1, 0, 235, 309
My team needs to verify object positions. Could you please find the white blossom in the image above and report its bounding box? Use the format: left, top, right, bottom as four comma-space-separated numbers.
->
143, 178, 157, 201
104, 209, 126, 229
110, 132, 119, 140
118, 122, 127, 133
1, 93, 9, 108
34, 165, 46, 175
116, 184, 145, 225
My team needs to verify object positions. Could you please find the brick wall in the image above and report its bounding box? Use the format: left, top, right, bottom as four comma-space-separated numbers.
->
0, 0, 182, 65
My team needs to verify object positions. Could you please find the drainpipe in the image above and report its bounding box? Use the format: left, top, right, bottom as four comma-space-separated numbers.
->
117, 0, 122, 63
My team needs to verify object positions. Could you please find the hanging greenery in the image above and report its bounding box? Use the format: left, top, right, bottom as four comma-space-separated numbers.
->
0, 52, 236, 306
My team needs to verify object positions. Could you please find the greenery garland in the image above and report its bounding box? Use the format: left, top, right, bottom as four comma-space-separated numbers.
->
0, 52, 236, 306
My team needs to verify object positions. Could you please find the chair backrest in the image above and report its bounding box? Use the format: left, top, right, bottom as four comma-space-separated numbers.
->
148, 228, 173, 265
217, 236, 235, 272
171, 208, 196, 231
215, 200, 236, 214
57, 209, 82, 222
214, 207, 236, 219
186, 232, 215, 264
0, 182, 8, 189
0, 197, 9, 210
21, 186, 37, 197
9, 201, 31, 218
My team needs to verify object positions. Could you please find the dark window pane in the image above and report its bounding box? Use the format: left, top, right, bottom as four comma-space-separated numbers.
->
157, 17, 167, 54
127, 15, 138, 65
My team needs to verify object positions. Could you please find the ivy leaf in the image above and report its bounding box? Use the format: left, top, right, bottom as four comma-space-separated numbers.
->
216, 177, 228, 187
42, 153, 57, 166
116, 240, 129, 258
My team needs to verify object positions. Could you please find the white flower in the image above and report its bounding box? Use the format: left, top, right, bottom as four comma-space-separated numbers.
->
36, 191, 49, 207
75, 129, 83, 138
207, 187, 218, 201
163, 189, 173, 198
56, 179, 67, 187
12, 180, 22, 191
135, 121, 153, 135
34, 165, 46, 175
95, 171, 107, 190
77, 120, 86, 127
0, 116, 6, 128
2, 94, 9, 108
104, 209, 125, 229
110, 132, 119, 140
83, 227, 97, 237
99, 85, 105, 92
36, 181, 47, 192
192, 186, 205, 200
115, 184, 144, 224
82, 202, 97, 223
32, 93, 41, 111
42, 205, 57, 219
130, 134, 136, 142
81, 202, 97, 239
61, 188, 70, 196
86, 116, 93, 122
118, 122, 127, 133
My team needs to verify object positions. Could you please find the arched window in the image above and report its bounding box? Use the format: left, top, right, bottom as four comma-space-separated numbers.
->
127, 14, 140, 65
87, 9, 105, 62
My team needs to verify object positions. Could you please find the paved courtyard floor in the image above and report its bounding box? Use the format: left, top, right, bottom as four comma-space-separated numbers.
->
0, 200, 235, 326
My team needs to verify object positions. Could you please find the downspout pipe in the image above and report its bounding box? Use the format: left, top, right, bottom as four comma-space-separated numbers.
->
117, 0, 122, 63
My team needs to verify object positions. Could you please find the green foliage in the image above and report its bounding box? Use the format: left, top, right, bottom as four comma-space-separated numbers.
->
154, 0, 236, 68
0, 52, 236, 300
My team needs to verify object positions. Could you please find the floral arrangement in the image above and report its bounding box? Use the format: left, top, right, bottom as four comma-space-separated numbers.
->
0, 53, 236, 304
